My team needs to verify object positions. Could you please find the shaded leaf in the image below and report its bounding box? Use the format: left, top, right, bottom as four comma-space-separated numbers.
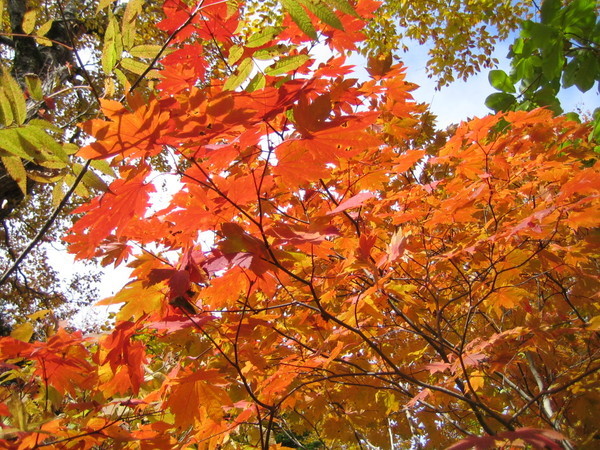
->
485, 92, 516, 111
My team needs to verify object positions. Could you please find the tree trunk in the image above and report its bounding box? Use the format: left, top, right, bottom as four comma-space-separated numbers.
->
0, 0, 79, 219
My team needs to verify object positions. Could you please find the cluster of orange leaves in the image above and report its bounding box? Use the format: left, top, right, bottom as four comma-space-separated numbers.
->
1, 0, 599, 448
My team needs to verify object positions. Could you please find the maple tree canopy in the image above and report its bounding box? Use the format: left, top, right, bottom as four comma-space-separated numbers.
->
1, 0, 599, 448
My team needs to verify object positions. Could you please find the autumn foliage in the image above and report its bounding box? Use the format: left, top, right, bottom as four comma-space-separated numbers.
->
1, 0, 599, 448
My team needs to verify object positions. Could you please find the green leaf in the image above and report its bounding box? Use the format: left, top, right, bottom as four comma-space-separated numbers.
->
102, 13, 122, 74
246, 73, 266, 92
296, 0, 343, 30
564, 112, 581, 123
279, 0, 317, 40
563, 0, 596, 36
0, 89, 15, 126
35, 20, 53, 46
488, 70, 516, 93
265, 55, 310, 76
73, 163, 109, 192
120, 58, 150, 76
1, 71, 27, 125
532, 86, 562, 114
540, 41, 563, 81
1, 155, 27, 194
0, 129, 35, 160
24, 74, 44, 101
224, 58, 254, 91
485, 92, 516, 112
522, 21, 558, 53
566, 51, 599, 92
253, 45, 288, 60
541, 0, 562, 24
327, 0, 359, 17
228, 45, 244, 65
129, 45, 164, 59
90, 159, 116, 177
246, 26, 283, 48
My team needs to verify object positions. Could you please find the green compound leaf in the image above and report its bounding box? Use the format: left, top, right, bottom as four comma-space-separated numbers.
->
279, 0, 317, 40
247, 26, 283, 48
224, 58, 254, 91
296, 0, 343, 30
265, 54, 310, 76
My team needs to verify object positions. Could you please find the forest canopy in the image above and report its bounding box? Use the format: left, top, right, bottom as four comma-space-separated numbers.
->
0, 0, 599, 448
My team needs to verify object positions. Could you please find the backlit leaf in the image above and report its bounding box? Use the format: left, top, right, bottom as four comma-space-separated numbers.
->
296, 0, 343, 30
489, 69, 516, 93
21, 9, 37, 35
265, 54, 309, 76
10, 323, 34, 343
223, 57, 254, 90
246, 26, 283, 48
1, 70, 26, 125
279, 0, 317, 39
1, 156, 27, 194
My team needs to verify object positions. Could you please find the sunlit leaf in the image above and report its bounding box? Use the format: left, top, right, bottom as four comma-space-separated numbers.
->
265, 54, 309, 76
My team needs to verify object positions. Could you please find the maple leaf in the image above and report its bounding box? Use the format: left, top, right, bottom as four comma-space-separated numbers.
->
448, 428, 567, 450
97, 321, 147, 396
10, 1, 599, 447
327, 192, 374, 215
1, 329, 96, 396
66, 168, 155, 259
164, 368, 232, 429
78, 98, 170, 160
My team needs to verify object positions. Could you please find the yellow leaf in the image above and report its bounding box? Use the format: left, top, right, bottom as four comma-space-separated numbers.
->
22, 9, 37, 35
122, 0, 143, 49
10, 323, 34, 342
27, 309, 51, 321
1, 70, 26, 125
224, 58, 254, 91
1, 155, 27, 194
0, 89, 15, 125
129, 45, 164, 59
24, 74, 43, 101
120, 58, 150, 76
468, 370, 485, 392
34, 20, 53, 46
51, 182, 65, 206
485, 287, 529, 318
97, 0, 117, 12
102, 13, 122, 74
587, 315, 600, 331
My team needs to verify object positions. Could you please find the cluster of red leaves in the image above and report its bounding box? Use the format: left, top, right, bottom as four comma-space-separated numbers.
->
1, 0, 599, 448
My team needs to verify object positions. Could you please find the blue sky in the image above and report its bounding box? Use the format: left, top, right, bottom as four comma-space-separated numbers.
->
349, 37, 598, 129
